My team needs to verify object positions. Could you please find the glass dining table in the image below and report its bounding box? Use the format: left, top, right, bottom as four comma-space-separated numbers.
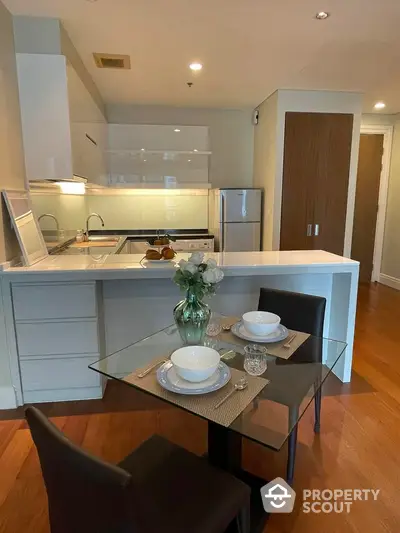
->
89, 319, 346, 533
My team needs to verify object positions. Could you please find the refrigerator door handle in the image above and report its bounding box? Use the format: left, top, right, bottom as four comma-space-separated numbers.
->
221, 193, 225, 251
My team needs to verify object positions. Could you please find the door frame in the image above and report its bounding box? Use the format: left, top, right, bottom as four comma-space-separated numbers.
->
359, 124, 393, 282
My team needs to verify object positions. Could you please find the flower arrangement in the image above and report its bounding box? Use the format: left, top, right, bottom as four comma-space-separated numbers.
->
173, 252, 224, 299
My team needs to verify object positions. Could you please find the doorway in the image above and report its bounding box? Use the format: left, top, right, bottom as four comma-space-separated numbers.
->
351, 126, 393, 283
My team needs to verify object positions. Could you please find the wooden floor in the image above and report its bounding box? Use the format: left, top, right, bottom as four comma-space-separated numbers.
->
0, 283, 399, 533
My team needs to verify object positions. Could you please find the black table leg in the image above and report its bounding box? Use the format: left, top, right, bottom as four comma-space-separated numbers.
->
208, 421, 242, 471
286, 405, 299, 486
207, 422, 269, 533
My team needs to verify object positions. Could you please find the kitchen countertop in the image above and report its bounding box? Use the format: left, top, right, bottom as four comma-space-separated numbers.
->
1, 250, 359, 280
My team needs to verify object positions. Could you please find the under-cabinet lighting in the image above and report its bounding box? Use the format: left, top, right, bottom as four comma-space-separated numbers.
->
56, 182, 85, 195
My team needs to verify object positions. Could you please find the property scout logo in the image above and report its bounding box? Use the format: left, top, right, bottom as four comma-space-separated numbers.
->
261, 478, 380, 514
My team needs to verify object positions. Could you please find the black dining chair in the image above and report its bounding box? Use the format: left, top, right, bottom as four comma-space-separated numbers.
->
257, 288, 326, 484
26, 406, 251, 533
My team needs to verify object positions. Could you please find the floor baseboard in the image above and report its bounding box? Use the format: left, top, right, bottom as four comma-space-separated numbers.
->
0, 386, 17, 409
379, 274, 400, 291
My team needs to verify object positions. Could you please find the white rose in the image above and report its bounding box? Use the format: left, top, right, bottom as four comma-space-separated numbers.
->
206, 258, 218, 269
179, 259, 197, 274
184, 262, 198, 274
202, 267, 224, 284
213, 267, 224, 283
188, 251, 204, 265
202, 269, 217, 284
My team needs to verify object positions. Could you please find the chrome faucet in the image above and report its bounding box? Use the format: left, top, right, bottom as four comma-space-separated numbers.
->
85, 213, 105, 240
38, 213, 60, 233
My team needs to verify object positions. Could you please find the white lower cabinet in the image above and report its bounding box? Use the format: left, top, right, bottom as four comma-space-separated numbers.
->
12, 281, 105, 403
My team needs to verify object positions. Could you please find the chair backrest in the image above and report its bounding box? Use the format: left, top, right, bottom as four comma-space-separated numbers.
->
258, 288, 326, 337
26, 406, 133, 533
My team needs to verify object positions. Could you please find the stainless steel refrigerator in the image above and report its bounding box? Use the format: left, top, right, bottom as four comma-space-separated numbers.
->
208, 188, 262, 252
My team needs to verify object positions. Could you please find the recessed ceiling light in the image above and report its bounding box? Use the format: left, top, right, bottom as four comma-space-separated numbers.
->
374, 102, 386, 110
189, 62, 203, 71
315, 11, 330, 19
188, 159, 191, 162
141, 148, 145, 151
193, 149, 198, 152
174, 128, 181, 132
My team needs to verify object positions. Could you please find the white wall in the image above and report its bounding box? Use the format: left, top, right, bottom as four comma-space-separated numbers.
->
253, 91, 278, 250
106, 104, 254, 188
381, 113, 400, 285
361, 113, 396, 126
254, 90, 363, 254
0, 0, 27, 404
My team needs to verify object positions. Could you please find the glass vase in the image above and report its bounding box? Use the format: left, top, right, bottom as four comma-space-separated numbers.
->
173, 288, 211, 345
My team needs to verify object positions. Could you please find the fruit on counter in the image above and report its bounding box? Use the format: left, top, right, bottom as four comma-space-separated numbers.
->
162, 247, 176, 260
145, 249, 163, 260
154, 237, 170, 246
148, 233, 177, 246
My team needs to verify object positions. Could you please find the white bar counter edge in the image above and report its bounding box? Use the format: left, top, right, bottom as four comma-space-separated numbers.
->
0, 251, 359, 408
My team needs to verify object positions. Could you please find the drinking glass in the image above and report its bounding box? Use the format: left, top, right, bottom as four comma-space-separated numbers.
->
244, 344, 268, 376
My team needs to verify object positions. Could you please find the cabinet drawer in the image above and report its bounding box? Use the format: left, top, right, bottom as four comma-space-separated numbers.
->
12, 283, 96, 320
20, 356, 101, 391
16, 320, 99, 357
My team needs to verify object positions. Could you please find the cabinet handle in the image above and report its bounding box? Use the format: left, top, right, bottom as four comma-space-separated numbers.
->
314, 224, 320, 236
85, 133, 97, 146
307, 224, 312, 237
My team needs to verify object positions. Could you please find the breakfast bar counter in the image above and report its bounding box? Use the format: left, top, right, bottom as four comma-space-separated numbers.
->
0, 251, 359, 408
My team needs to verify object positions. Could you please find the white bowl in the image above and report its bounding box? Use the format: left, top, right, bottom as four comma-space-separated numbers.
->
242, 311, 281, 337
170, 346, 220, 383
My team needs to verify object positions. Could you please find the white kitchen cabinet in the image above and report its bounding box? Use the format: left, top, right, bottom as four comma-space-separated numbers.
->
67, 64, 108, 185
108, 124, 209, 152
16, 53, 73, 181
12, 281, 105, 403
107, 124, 210, 187
15, 54, 107, 184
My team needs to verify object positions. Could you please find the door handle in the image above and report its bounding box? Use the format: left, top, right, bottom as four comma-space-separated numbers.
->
314, 224, 319, 236
220, 194, 225, 251
307, 224, 312, 237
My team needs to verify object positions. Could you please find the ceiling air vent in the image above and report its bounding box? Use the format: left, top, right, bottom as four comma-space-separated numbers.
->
93, 53, 131, 69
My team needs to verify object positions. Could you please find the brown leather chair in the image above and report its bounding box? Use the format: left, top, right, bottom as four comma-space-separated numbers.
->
257, 288, 326, 484
26, 406, 250, 533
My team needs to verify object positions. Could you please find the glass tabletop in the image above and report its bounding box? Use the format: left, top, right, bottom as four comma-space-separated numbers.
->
89, 320, 346, 451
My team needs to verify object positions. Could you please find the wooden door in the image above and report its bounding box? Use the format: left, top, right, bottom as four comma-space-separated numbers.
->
351, 134, 384, 283
280, 112, 353, 254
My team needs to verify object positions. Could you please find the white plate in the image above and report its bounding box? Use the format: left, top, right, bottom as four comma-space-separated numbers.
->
231, 321, 289, 343
157, 361, 231, 395
145, 259, 173, 263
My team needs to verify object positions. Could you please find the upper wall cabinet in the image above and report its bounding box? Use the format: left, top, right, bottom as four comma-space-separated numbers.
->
16, 54, 74, 181
67, 64, 108, 186
15, 54, 107, 185
107, 124, 211, 187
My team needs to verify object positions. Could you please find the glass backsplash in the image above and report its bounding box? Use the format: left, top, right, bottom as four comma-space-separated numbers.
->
30, 190, 209, 232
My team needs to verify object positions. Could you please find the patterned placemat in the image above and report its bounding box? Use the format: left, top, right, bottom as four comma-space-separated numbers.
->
124, 362, 269, 427
219, 317, 310, 360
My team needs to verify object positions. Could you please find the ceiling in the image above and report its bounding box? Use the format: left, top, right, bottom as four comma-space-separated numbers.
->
4, 0, 400, 112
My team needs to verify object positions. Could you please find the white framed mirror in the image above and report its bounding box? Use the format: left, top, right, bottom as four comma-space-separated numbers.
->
2, 190, 48, 266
